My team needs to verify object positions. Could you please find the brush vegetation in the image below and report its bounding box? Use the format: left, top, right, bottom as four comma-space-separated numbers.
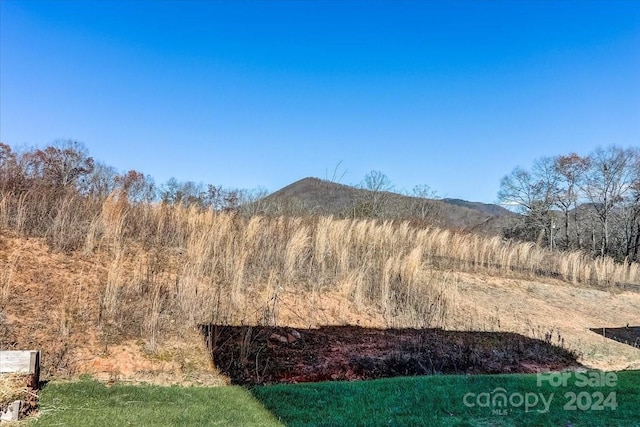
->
2, 191, 639, 344
0, 141, 639, 368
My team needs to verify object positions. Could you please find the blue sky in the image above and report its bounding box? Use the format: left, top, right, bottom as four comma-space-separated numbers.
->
1, 0, 638, 203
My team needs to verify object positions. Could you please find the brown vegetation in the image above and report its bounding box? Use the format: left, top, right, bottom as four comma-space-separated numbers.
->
1, 191, 639, 374
1, 141, 639, 387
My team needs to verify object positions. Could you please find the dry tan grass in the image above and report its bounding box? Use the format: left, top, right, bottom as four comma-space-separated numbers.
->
102, 248, 125, 321
17, 196, 631, 341
451, 271, 640, 371
1, 191, 639, 378
76, 204, 469, 336
0, 250, 17, 305
0, 196, 8, 230
0, 373, 27, 406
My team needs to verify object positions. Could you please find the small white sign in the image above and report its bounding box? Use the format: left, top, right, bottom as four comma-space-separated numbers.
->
0, 350, 38, 374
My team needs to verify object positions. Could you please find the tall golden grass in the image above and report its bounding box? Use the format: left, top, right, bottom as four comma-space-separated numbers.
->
1, 191, 638, 349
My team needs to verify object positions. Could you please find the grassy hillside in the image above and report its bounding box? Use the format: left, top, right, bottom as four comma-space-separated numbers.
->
1, 189, 639, 383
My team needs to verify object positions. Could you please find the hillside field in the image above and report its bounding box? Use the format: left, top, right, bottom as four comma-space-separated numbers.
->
1, 195, 639, 425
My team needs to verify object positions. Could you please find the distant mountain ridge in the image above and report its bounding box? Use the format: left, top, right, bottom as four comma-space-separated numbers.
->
441, 198, 513, 218
258, 177, 516, 235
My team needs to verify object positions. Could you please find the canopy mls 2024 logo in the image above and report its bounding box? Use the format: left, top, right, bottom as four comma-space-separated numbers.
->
463, 371, 618, 416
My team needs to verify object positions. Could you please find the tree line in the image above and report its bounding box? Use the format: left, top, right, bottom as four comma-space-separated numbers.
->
498, 146, 640, 262
2, 140, 638, 263
0, 141, 435, 218
0, 140, 269, 214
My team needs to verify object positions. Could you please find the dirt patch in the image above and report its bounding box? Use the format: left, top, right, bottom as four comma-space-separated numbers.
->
203, 325, 582, 385
71, 332, 227, 386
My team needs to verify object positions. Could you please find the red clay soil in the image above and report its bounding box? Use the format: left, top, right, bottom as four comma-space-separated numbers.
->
202, 325, 582, 385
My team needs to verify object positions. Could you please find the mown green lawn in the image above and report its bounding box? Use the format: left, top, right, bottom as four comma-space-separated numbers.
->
253, 370, 640, 426
34, 371, 640, 426
34, 378, 282, 426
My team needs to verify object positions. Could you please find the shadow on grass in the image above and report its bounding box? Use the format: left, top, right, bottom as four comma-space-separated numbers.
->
201, 325, 582, 385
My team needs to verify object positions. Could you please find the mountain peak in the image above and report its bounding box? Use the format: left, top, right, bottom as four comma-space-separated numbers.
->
258, 177, 516, 234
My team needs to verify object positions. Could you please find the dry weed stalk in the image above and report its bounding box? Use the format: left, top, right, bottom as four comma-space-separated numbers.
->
0, 249, 18, 305
0, 194, 8, 230
101, 247, 125, 321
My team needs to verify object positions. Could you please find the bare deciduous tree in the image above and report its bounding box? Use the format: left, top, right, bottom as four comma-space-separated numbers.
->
238, 187, 270, 216
582, 146, 637, 256
80, 161, 118, 198
501, 146, 640, 260
24, 139, 95, 190
115, 170, 156, 203
498, 161, 558, 247
553, 153, 590, 249
410, 184, 439, 221
0, 143, 24, 193
358, 170, 394, 218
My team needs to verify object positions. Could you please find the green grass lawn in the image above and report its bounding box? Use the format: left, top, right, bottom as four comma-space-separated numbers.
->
34, 378, 282, 426
251, 370, 640, 427
34, 371, 640, 426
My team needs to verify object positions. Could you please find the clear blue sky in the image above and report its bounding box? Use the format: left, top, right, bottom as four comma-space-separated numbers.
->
1, 0, 638, 203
